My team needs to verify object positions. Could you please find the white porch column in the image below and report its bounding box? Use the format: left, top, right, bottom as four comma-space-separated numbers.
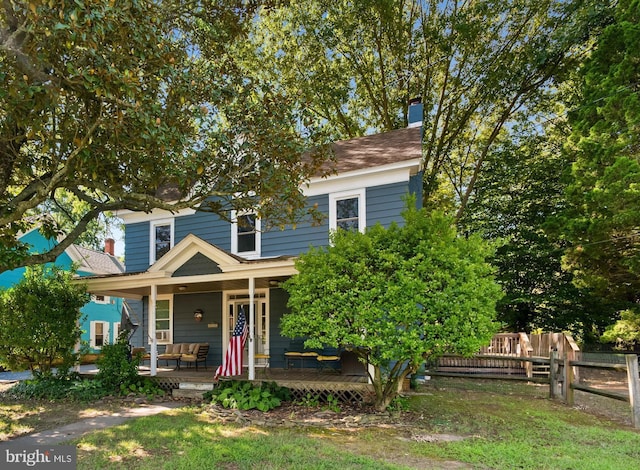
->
248, 277, 255, 380
149, 284, 157, 376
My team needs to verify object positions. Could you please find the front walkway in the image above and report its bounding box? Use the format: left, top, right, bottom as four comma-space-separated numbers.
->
0, 402, 183, 446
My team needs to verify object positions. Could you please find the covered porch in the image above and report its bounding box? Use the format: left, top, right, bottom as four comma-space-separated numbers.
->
81, 234, 300, 381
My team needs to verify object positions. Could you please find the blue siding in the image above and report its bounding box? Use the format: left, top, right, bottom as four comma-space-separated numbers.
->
138, 293, 223, 367
262, 194, 330, 257
366, 181, 411, 228
175, 210, 231, 251
124, 222, 149, 273
409, 171, 423, 208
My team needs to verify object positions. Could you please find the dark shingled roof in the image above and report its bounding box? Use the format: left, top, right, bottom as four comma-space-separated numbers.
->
319, 126, 422, 176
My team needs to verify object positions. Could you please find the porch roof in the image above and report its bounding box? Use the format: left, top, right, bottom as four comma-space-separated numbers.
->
78, 234, 297, 299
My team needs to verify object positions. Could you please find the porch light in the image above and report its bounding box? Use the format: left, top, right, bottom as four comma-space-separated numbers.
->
194, 309, 204, 322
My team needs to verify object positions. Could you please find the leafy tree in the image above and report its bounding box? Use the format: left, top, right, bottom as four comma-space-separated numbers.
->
560, 0, 640, 309
0, 0, 329, 273
0, 265, 89, 374
461, 130, 615, 339
600, 309, 640, 350
281, 199, 502, 411
246, 0, 608, 218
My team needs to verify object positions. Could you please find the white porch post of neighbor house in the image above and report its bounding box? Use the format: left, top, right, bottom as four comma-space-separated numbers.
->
248, 277, 255, 380
149, 284, 158, 376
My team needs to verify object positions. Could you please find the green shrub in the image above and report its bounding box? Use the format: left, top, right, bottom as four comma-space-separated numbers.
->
95, 335, 164, 399
6, 374, 108, 401
207, 380, 290, 412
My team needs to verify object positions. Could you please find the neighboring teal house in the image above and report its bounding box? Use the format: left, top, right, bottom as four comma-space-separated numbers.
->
0, 229, 125, 353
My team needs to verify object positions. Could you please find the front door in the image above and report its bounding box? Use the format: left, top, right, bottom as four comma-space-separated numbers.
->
225, 291, 269, 366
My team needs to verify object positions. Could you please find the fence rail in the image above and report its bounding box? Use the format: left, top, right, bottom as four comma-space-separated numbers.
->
426, 350, 640, 429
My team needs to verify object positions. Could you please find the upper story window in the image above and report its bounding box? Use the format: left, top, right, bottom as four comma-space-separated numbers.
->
329, 189, 366, 233
150, 219, 174, 264
91, 294, 110, 305
231, 211, 261, 259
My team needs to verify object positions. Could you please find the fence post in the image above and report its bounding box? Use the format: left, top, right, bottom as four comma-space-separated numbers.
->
563, 353, 574, 405
625, 354, 640, 429
549, 350, 557, 399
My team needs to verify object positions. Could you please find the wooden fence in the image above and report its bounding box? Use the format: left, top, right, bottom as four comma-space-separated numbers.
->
425, 333, 640, 428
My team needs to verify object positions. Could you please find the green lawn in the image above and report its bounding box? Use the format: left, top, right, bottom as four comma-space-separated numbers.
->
72, 378, 640, 469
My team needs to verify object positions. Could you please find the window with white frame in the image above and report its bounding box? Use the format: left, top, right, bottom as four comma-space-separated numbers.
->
329, 189, 366, 233
155, 296, 173, 344
90, 321, 110, 349
150, 219, 174, 264
231, 211, 261, 258
91, 294, 110, 304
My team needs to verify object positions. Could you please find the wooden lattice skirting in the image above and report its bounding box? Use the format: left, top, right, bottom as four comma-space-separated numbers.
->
252, 379, 374, 405
148, 377, 374, 405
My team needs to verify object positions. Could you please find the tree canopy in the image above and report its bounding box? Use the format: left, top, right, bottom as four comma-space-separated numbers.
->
560, 0, 640, 307
281, 200, 502, 410
245, 0, 608, 218
0, 0, 329, 273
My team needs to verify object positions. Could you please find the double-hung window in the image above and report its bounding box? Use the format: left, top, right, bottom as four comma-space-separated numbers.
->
90, 321, 110, 349
231, 211, 261, 258
329, 189, 366, 233
155, 296, 173, 344
150, 219, 174, 264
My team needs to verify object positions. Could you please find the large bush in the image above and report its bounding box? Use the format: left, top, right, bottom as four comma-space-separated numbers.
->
282, 198, 502, 410
0, 265, 88, 374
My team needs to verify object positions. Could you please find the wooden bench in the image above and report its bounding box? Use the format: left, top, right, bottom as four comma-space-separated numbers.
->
284, 351, 318, 369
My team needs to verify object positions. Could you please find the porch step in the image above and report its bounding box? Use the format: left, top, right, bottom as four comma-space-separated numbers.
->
172, 382, 215, 400
179, 382, 215, 391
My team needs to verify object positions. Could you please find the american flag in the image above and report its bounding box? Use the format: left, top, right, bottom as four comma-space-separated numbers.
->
214, 306, 248, 379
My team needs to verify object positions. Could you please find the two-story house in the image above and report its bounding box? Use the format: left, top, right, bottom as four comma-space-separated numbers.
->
0, 230, 125, 354
83, 102, 424, 378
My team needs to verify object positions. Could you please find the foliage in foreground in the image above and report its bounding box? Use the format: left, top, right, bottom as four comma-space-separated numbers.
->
71, 379, 640, 470
206, 380, 291, 412
0, 265, 88, 374
6, 334, 164, 402
282, 198, 502, 411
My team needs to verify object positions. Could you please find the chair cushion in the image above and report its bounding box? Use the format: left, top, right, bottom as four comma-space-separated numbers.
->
180, 344, 190, 354
164, 344, 175, 354
188, 343, 198, 354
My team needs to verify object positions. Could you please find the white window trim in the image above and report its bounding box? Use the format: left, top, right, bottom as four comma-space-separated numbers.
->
90, 321, 111, 350
329, 188, 366, 234
155, 294, 173, 345
230, 210, 261, 259
149, 218, 175, 265
91, 294, 110, 305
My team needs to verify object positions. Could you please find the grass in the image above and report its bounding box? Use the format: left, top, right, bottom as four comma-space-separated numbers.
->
4, 378, 640, 469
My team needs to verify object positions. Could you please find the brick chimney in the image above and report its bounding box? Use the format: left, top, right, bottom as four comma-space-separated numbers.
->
104, 238, 115, 256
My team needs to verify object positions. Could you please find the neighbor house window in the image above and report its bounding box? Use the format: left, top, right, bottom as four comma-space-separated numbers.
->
150, 219, 174, 264
90, 321, 110, 349
155, 296, 173, 344
231, 211, 261, 258
329, 189, 366, 233
91, 294, 110, 305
